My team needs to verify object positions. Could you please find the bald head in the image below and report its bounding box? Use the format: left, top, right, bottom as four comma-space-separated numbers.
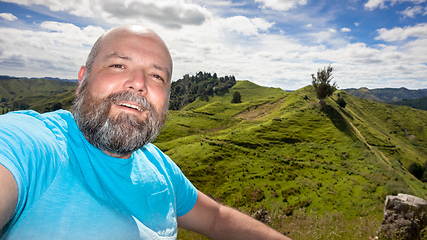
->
82, 25, 173, 83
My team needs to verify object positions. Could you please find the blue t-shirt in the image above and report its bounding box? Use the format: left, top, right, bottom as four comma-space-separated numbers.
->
0, 110, 198, 239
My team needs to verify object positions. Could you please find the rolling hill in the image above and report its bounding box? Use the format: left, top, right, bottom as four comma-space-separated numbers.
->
393, 95, 427, 111
1, 78, 427, 239
344, 87, 427, 103
154, 81, 427, 239
0, 77, 77, 113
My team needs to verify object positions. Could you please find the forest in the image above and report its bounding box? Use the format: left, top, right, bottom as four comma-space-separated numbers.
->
169, 71, 236, 110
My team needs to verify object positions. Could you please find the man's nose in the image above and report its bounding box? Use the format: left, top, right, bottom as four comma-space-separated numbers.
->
126, 70, 147, 93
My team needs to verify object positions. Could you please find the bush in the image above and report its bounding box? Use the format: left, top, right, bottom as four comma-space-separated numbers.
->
408, 162, 424, 180
231, 91, 242, 103
337, 97, 347, 108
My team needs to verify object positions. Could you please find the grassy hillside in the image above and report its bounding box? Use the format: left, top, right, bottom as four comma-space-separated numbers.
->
0, 78, 77, 113
154, 81, 427, 239
345, 87, 427, 103
2, 78, 426, 239
393, 95, 427, 111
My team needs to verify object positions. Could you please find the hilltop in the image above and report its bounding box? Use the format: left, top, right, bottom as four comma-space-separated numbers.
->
344, 87, 427, 111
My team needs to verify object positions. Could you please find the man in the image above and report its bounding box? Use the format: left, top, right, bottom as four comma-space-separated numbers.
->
0, 25, 290, 239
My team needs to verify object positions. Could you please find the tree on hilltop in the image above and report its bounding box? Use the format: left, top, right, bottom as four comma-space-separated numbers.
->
311, 64, 337, 108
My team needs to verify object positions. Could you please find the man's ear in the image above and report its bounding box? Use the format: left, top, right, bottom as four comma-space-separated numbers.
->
76, 65, 86, 95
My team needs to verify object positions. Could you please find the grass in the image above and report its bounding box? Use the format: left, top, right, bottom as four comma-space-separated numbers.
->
155, 82, 427, 239
177, 207, 382, 240
0, 78, 77, 112
2, 78, 427, 239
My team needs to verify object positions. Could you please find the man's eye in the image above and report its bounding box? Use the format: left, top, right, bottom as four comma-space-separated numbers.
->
111, 64, 124, 69
152, 74, 165, 82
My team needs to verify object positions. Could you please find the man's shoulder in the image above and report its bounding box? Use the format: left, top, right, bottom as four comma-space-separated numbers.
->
0, 109, 76, 146
1, 109, 73, 124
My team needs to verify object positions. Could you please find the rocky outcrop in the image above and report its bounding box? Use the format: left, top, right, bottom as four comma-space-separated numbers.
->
379, 194, 427, 240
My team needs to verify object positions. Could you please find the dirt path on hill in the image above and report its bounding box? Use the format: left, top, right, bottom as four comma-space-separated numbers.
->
337, 107, 392, 166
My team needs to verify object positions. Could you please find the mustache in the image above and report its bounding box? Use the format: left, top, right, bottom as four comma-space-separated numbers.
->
106, 91, 154, 112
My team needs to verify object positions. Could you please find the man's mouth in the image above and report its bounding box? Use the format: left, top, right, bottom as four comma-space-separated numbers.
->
115, 102, 145, 112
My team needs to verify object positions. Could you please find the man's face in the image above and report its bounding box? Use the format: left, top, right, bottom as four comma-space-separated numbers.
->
72, 30, 172, 158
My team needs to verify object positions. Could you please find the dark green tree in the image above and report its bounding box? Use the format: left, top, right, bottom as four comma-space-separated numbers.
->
231, 91, 242, 103
312, 65, 337, 108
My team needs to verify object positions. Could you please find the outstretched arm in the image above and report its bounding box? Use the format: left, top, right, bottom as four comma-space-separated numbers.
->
0, 164, 18, 230
178, 191, 291, 240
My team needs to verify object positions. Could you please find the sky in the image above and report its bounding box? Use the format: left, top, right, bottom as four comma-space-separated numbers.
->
0, 0, 426, 90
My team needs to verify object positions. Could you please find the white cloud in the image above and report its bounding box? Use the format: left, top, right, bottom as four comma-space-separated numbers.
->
0, 23, 105, 79
376, 23, 427, 41
2, 0, 211, 29
364, 0, 426, 10
220, 16, 274, 36
298, 41, 427, 89
399, 5, 426, 17
255, 0, 308, 11
0, 13, 18, 21
100, 0, 210, 29
1, 0, 427, 90
365, 0, 387, 10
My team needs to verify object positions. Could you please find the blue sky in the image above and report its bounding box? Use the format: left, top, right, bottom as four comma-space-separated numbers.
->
0, 0, 426, 90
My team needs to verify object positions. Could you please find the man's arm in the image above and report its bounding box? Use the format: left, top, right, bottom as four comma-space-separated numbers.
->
0, 163, 18, 229
178, 191, 291, 240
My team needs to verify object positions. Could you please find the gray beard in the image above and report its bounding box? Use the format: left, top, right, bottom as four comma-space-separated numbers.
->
71, 86, 167, 157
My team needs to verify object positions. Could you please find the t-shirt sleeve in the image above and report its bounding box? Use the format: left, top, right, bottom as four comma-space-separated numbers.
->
0, 111, 64, 227
150, 145, 198, 217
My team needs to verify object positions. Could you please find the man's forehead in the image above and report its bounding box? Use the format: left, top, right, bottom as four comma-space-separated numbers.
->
95, 26, 173, 78
103, 52, 131, 61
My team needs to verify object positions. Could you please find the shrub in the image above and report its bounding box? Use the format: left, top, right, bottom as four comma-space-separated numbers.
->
408, 162, 424, 180
337, 97, 347, 108
231, 91, 242, 103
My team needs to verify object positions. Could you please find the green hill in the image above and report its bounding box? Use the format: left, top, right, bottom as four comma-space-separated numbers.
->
154, 81, 427, 239
393, 95, 427, 111
2, 78, 427, 239
344, 87, 427, 112
344, 87, 427, 104
0, 78, 77, 113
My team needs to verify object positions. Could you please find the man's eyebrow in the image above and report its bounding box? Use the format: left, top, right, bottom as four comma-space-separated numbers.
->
103, 52, 131, 61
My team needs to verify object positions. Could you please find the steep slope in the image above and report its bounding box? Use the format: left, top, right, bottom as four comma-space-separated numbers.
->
155, 81, 427, 223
